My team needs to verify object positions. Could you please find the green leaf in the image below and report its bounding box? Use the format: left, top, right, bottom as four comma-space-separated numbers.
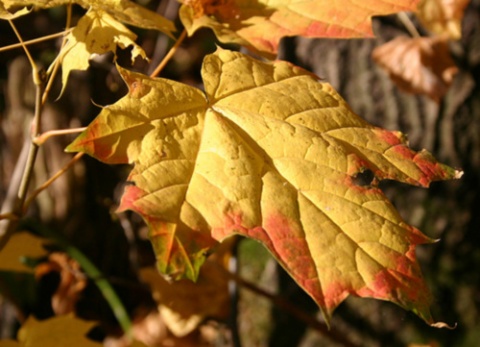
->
67, 49, 461, 326
179, 0, 420, 56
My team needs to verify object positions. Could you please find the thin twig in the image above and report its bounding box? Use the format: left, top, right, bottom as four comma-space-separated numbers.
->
43, 4, 72, 104
149, 29, 187, 78
14, 78, 44, 215
0, 23, 46, 250
0, 29, 72, 54
0, 138, 30, 240
397, 12, 421, 38
23, 152, 84, 212
8, 19, 39, 82
0, 213, 19, 221
33, 127, 87, 146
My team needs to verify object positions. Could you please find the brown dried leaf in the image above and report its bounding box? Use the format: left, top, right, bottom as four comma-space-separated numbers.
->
35, 252, 87, 315
417, 0, 469, 39
372, 35, 458, 101
140, 239, 233, 337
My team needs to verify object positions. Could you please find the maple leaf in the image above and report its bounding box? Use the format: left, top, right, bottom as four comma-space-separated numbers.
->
179, 0, 420, 56
67, 49, 461, 326
372, 35, 458, 101
58, 9, 147, 92
0, 315, 101, 347
417, 0, 469, 39
1, 0, 175, 35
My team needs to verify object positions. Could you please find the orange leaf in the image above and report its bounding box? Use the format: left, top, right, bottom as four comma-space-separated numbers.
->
372, 35, 458, 101
180, 0, 420, 56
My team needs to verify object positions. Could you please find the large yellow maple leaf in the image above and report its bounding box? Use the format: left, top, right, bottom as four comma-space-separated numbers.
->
67, 49, 461, 326
179, 0, 420, 56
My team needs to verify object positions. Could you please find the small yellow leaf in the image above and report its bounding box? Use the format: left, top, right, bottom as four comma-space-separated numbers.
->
0, 5, 29, 20
0, 232, 48, 273
2, 0, 175, 35
81, 0, 175, 35
14, 315, 101, 347
59, 9, 147, 91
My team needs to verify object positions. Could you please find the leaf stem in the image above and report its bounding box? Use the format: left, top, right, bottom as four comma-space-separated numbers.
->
149, 29, 187, 78
43, 5, 72, 104
8, 19, 39, 78
33, 127, 87, 146
65, 245, 133, 338
0, 29, 72, 54
397, 12, 421, 38
23, 152, 84, 212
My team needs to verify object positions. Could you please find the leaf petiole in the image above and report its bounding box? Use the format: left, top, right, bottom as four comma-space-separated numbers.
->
0, 29, 73, 54
397, 12, 421, 38
43, 4, 73, 104
23, 152, 84, 213
33, 127, 87, 146
149, 29, 187, 78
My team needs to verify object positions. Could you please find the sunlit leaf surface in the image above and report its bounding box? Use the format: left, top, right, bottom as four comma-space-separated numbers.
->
0, 4, 29, 19
68, 49, 461, 325
2, 0, 175, 35
58, 9, 147, 91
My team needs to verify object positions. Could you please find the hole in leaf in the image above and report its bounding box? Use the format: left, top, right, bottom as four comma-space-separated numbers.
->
352, 169, 375, 187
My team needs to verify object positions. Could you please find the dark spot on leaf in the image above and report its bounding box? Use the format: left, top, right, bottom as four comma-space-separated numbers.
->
125, 181, 136, 186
